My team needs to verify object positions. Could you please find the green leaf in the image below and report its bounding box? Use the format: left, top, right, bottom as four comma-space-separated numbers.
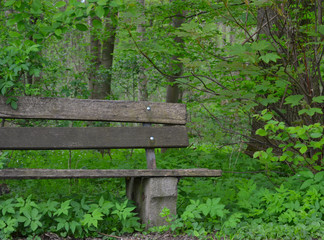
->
55, 1, 66, 8
259, 53, 280, 63
10, 101, 18, 110
310, 132, 322, 138
312, 96, 324, 103
318, 25, 324, 35
9, 31, 21, 38
298, 170, 314, 179
300, 178, 313, 190
86, 3, 94, 15
298, 108, 323, 116
256, 128, 267, 136
110, 0, 123, 7
75, 23, 88, 31
284, 95, 303, 107
4, 0, 16, 7
92, 19, 102, 29
31, 221, 38, 231
299, 145, 307, 154
251, 40, 272, 51
314, 171, 324, 182
31, 0, 42, 11
98, 0, 108, 5
55, 28, 62, 36
95, 6, 105, 18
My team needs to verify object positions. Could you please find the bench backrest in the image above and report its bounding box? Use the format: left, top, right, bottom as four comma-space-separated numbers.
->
0, 96, 188, 169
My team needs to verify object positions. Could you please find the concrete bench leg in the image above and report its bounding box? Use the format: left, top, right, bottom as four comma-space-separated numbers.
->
126, 177, 178, 227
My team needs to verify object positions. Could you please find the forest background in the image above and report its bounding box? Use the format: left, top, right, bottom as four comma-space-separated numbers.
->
0, 0, 324, 239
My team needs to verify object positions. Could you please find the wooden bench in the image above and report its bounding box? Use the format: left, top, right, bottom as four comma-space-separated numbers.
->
0, 96, 222, 226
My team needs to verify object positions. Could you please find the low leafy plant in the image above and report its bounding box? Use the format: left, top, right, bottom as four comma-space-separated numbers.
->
0, 195, 143, 239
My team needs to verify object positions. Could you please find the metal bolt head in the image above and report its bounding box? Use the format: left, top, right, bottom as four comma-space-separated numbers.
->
146, 106, 151, 111
150, 136, 154, 141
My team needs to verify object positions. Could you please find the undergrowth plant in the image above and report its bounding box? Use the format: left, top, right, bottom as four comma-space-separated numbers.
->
0, 195, 142, 239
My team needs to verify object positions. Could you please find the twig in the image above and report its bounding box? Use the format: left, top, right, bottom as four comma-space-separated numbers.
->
241, 14, 279, 45
201, 103, 268, 145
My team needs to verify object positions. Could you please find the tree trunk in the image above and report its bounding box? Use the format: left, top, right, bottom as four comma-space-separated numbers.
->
101, 19, 116, 99
166, 2, 185, 104
88, 16, 102, 99
137, 0, 149, 101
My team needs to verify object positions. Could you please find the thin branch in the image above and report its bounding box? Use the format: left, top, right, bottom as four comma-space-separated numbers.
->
224, 3, 253, 40
241, 14, 279, 45
191, 74, 219, 95
201, 103, 267, 145
191, 73, 228, 90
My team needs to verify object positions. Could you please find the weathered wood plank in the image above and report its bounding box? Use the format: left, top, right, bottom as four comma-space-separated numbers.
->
0, 96, 186, 124
0, 169, 222, 179
0, 126, 188, 150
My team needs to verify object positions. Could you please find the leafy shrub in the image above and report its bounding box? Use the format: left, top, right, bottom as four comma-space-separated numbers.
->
0, 195, 142, 239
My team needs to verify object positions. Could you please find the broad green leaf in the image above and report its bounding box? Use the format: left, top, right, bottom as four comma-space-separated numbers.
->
314, 171, 324, 182
75, 23, 88, 31
31, 0, 42, 11
275, 80, 290, 88
284, 95, 304, 107
95, 6, 105, 18
256, 128, 267, 136
86, 3, 94, 15
11, 101, 18, 110
55, 28, 62, 36
4, 0, 16, 7
251, 40, 272, 51
33, 33, 43, 40
298, 108, 323, 116
9, 31, 21, 38
110, 0, 123, 7
310, 132, 322, 138
98, 0, 108, 5
318, 25, 324, 35
298, 170, 314, 179
300, 179, 313, 190
299, 145, 307, 154
92, 19, 102, 29
312, 96, 324, 103
259, 53, 280, 63
31, 221, 38, 231
55, 1, 66, 8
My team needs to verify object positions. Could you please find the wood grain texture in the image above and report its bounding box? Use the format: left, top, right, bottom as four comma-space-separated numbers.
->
0, 96, 187, 124
0, 169, 222, 179
0, 126, 189, 150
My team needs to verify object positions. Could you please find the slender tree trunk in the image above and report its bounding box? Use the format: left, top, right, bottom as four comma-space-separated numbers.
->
137, 0, 149, 101
89, 17, 102, 99
166, 2, 185, 104
101, 19, 116, 99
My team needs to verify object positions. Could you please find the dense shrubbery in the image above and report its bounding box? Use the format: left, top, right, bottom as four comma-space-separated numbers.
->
1, 148, 324, 239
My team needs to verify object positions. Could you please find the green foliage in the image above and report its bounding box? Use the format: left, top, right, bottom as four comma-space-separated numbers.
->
0, 195, 142, 239
253, 108, 323, 172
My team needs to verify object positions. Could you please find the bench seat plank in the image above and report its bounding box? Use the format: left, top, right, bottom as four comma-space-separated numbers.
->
0, 126, 188, 150
0, 169, 222, 179
0, 96, 187, 124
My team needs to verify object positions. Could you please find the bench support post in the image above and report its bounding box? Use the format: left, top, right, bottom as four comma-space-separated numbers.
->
126, 177, 178, 227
